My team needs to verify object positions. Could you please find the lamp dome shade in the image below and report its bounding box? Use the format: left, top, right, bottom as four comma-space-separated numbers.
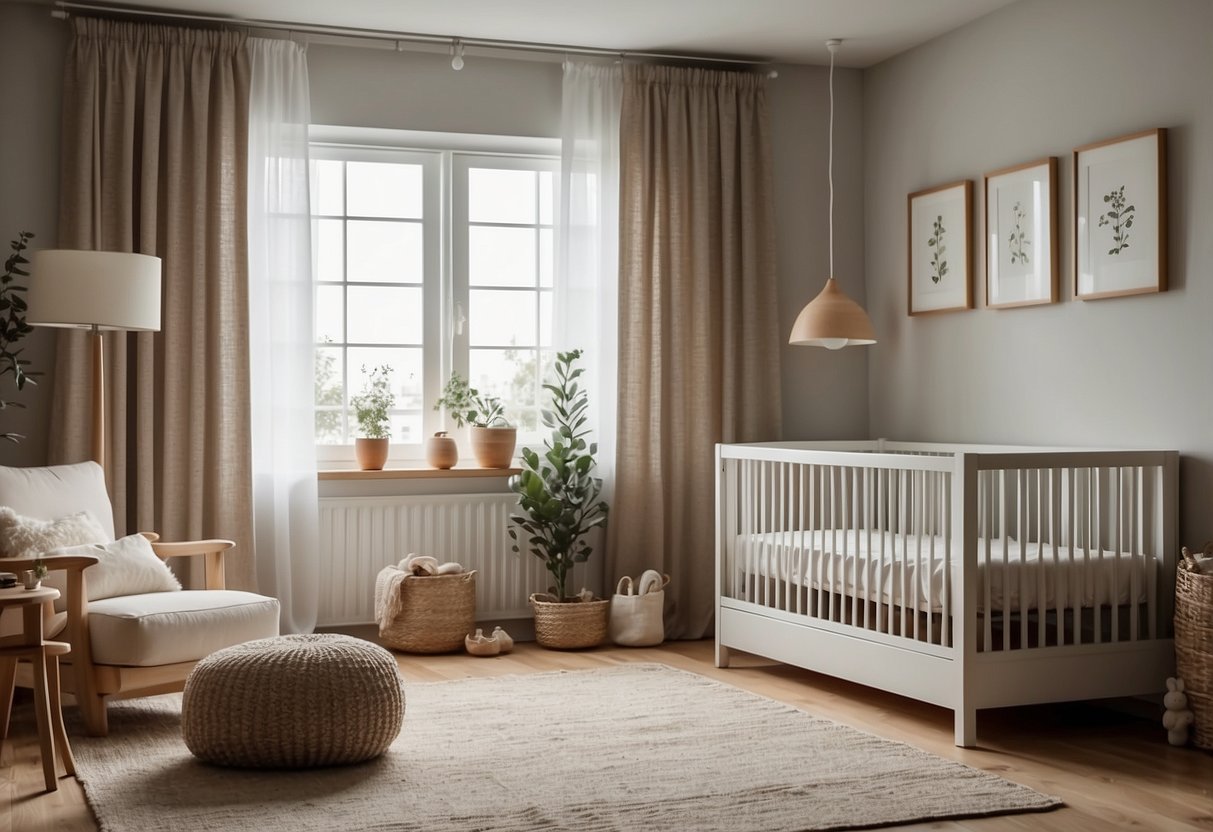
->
788, 277, 876, 349
27, 250, 162, 332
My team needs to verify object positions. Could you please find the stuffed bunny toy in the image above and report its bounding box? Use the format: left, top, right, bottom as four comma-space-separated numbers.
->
1163, 677, 1195, 747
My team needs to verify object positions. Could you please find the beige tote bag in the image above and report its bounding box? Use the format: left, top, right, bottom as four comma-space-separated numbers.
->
608, 570, 669, 647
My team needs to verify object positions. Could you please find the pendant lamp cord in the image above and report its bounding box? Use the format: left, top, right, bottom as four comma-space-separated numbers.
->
827, 39, 836, 280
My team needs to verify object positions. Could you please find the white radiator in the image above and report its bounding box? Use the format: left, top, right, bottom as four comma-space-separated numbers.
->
317, 493, 552, 627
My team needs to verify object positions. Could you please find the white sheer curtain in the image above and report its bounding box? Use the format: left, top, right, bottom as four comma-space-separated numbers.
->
556, 62, 622, 516
247, 38, 319, 633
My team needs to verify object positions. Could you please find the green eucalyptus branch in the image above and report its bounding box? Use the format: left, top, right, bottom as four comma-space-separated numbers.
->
350, 364, 395, 439
1, 231, 41, 444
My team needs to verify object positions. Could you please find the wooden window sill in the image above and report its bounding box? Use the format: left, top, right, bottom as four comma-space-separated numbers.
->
317, 466, 521, 481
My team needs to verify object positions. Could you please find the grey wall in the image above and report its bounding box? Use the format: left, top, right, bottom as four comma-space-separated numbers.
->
771, 64, 868, 439
308, 43, 563, 136
0, 2, 67, 466
863, 0, 1213, 544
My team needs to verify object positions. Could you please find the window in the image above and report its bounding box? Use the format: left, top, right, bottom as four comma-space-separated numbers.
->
310, 131, 558, 461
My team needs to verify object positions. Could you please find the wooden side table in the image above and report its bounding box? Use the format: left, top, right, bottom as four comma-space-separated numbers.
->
0, 585, 76, 792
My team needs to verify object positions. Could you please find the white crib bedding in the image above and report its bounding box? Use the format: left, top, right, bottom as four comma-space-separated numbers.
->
735, 529, 1153, 614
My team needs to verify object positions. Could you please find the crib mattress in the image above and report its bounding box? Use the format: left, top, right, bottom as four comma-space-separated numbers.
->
735, 530, 1153, 614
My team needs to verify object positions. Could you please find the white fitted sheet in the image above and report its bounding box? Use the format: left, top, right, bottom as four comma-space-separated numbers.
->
735, 530, 1154, 614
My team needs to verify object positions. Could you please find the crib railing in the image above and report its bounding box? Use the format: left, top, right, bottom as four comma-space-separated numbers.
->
717, 442, 1177, 654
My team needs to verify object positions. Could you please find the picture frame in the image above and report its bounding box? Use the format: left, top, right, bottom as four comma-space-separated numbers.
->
907, 180, 972, 315
1074, 128, 1167, 300
984, 157, 1058, 308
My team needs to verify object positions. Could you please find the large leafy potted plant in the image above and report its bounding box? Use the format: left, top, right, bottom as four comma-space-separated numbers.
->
1, 232, 40, 443
508, 349, 609, 649
350, 364, 394, 470
434, 371, 516, 468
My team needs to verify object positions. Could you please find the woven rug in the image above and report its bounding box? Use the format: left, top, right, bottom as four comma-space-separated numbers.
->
69, 664, 1059, 831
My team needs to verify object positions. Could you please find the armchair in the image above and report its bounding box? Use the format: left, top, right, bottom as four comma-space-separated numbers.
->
0, 462, 280, 735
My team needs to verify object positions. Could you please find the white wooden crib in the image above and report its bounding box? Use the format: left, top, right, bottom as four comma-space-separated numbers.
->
714, 440, 1179, 746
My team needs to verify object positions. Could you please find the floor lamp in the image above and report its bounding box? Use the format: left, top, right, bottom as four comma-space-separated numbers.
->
27, 250, 162, 471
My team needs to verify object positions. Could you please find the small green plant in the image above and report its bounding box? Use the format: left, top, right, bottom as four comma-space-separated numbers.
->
508, 350, 608, 602
1008, 201, 1030, 265
350, 364, 395, 439
1, 232, 40, 444
32, 559, 48, 581
927, 215, 948, 284
1098, 185, 1134, 255
434, 371, 507, 428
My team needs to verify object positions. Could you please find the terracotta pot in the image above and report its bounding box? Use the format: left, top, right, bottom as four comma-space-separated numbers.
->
425, 431, 458, 469
354, 437, 390, 471
470, 426, 516, 468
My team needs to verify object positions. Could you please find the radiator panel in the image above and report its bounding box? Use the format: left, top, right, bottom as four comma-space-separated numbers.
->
317, 494, 551, 626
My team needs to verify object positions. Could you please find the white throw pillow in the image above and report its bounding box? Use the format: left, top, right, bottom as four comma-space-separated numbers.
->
48, 534, 182, 602
0, 506, 107, 556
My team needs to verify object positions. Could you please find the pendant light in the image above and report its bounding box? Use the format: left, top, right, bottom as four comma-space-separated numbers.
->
789, 39, 876, 349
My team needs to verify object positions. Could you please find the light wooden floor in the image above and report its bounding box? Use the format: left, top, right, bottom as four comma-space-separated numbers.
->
3, 639, 1212, 831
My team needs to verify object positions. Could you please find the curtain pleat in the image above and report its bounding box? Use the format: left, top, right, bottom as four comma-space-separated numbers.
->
50, 17, 255, 590
610, 65, 781, 639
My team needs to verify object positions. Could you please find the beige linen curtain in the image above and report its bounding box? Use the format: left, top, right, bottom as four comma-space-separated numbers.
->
49, 17, 255, 590
610, 65, 781, 639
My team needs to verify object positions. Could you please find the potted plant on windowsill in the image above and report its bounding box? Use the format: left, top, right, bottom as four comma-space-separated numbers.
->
351, 364, 394, 471
508, 349, 610, 649
434, 372, 516, 468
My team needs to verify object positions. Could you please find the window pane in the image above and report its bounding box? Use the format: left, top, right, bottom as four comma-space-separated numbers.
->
347, 162, 423, 219
539, 171, 553, 225
347, 220, 423, 283
313, 160, 344, 216
347, 286, 422, 345
314, 219, 343, 282
314, 345, 345, 444
469, 168, 536, 224
469, 348, 540, 433
539, 228, 553, 287
316, 285, 344, 343
539, 291, 552, 347
347, 347, 423, 444
469, 289, 537, 347
469, 226, 536, 287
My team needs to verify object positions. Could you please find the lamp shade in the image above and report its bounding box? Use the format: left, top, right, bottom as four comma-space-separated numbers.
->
788, 277, 876, 350
28, 250, 162, 332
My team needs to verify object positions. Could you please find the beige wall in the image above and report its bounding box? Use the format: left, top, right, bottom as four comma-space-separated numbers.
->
0, 2, 66, 466
862, 0, 1213, 544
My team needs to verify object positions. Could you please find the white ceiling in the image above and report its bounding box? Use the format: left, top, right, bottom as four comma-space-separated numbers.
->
46, 0, 1019, 66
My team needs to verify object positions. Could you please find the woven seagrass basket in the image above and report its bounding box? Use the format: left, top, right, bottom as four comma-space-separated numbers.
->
1175, 552, 1213, 750
530, 594, 609, 649
381, 571, 476, 654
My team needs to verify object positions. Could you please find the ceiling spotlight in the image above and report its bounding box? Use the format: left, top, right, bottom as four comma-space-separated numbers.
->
451, 39, 465, 71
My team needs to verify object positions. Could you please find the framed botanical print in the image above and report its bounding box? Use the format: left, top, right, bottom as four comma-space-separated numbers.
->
1074, 128, 1167, 300
984, 157, 1058, 308
908, 180, 972, 315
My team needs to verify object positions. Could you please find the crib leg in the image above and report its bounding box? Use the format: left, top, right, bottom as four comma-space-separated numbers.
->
715, 643, 732, 668
954, 706, 977, 748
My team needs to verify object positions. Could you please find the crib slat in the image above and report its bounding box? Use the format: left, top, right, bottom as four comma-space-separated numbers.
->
981, 470, 991, 652
816, 464, 825, 623
1050, 468, 1062, 648
1094, 468, 1103, 644
796, 464, 806, 617
878, 467, 888, 635
914, 468, 923, 642
1002, 470, 1011, 652
1130, 466, 1140, 642
1036, 468, 1046, 648
943, 471, 951, 648
1112, 467, 1121, 643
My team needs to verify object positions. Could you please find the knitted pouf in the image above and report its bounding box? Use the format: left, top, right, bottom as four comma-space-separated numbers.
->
182, 634, 404, 768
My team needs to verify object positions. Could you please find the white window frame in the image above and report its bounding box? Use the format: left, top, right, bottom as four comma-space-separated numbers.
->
309, 126, 560, 466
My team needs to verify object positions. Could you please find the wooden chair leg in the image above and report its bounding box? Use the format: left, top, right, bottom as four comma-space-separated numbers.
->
30, 650, 58, 792
46, 657, 75, 777
79, 689, 109, 738
0, 656, 16, 740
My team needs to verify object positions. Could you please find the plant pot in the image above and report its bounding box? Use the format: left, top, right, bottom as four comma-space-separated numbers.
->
470, 426, 516, 468
425, 431, 458, 469
354, 437, 390, 471
530, 593, 610, 649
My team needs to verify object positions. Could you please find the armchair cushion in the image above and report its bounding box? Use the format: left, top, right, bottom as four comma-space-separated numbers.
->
50, 534, 181, 601
0, 462, 116, 540
0, 507, 107, 557
85, 590, 281, 666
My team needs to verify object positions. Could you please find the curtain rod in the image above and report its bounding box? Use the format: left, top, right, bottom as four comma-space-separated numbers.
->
50, 1, 777, 73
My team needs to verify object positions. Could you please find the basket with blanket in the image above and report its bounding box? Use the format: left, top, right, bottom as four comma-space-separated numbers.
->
374, 554, 476, 654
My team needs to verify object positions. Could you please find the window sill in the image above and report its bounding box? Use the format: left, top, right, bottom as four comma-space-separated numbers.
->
317, 466, 521, 481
